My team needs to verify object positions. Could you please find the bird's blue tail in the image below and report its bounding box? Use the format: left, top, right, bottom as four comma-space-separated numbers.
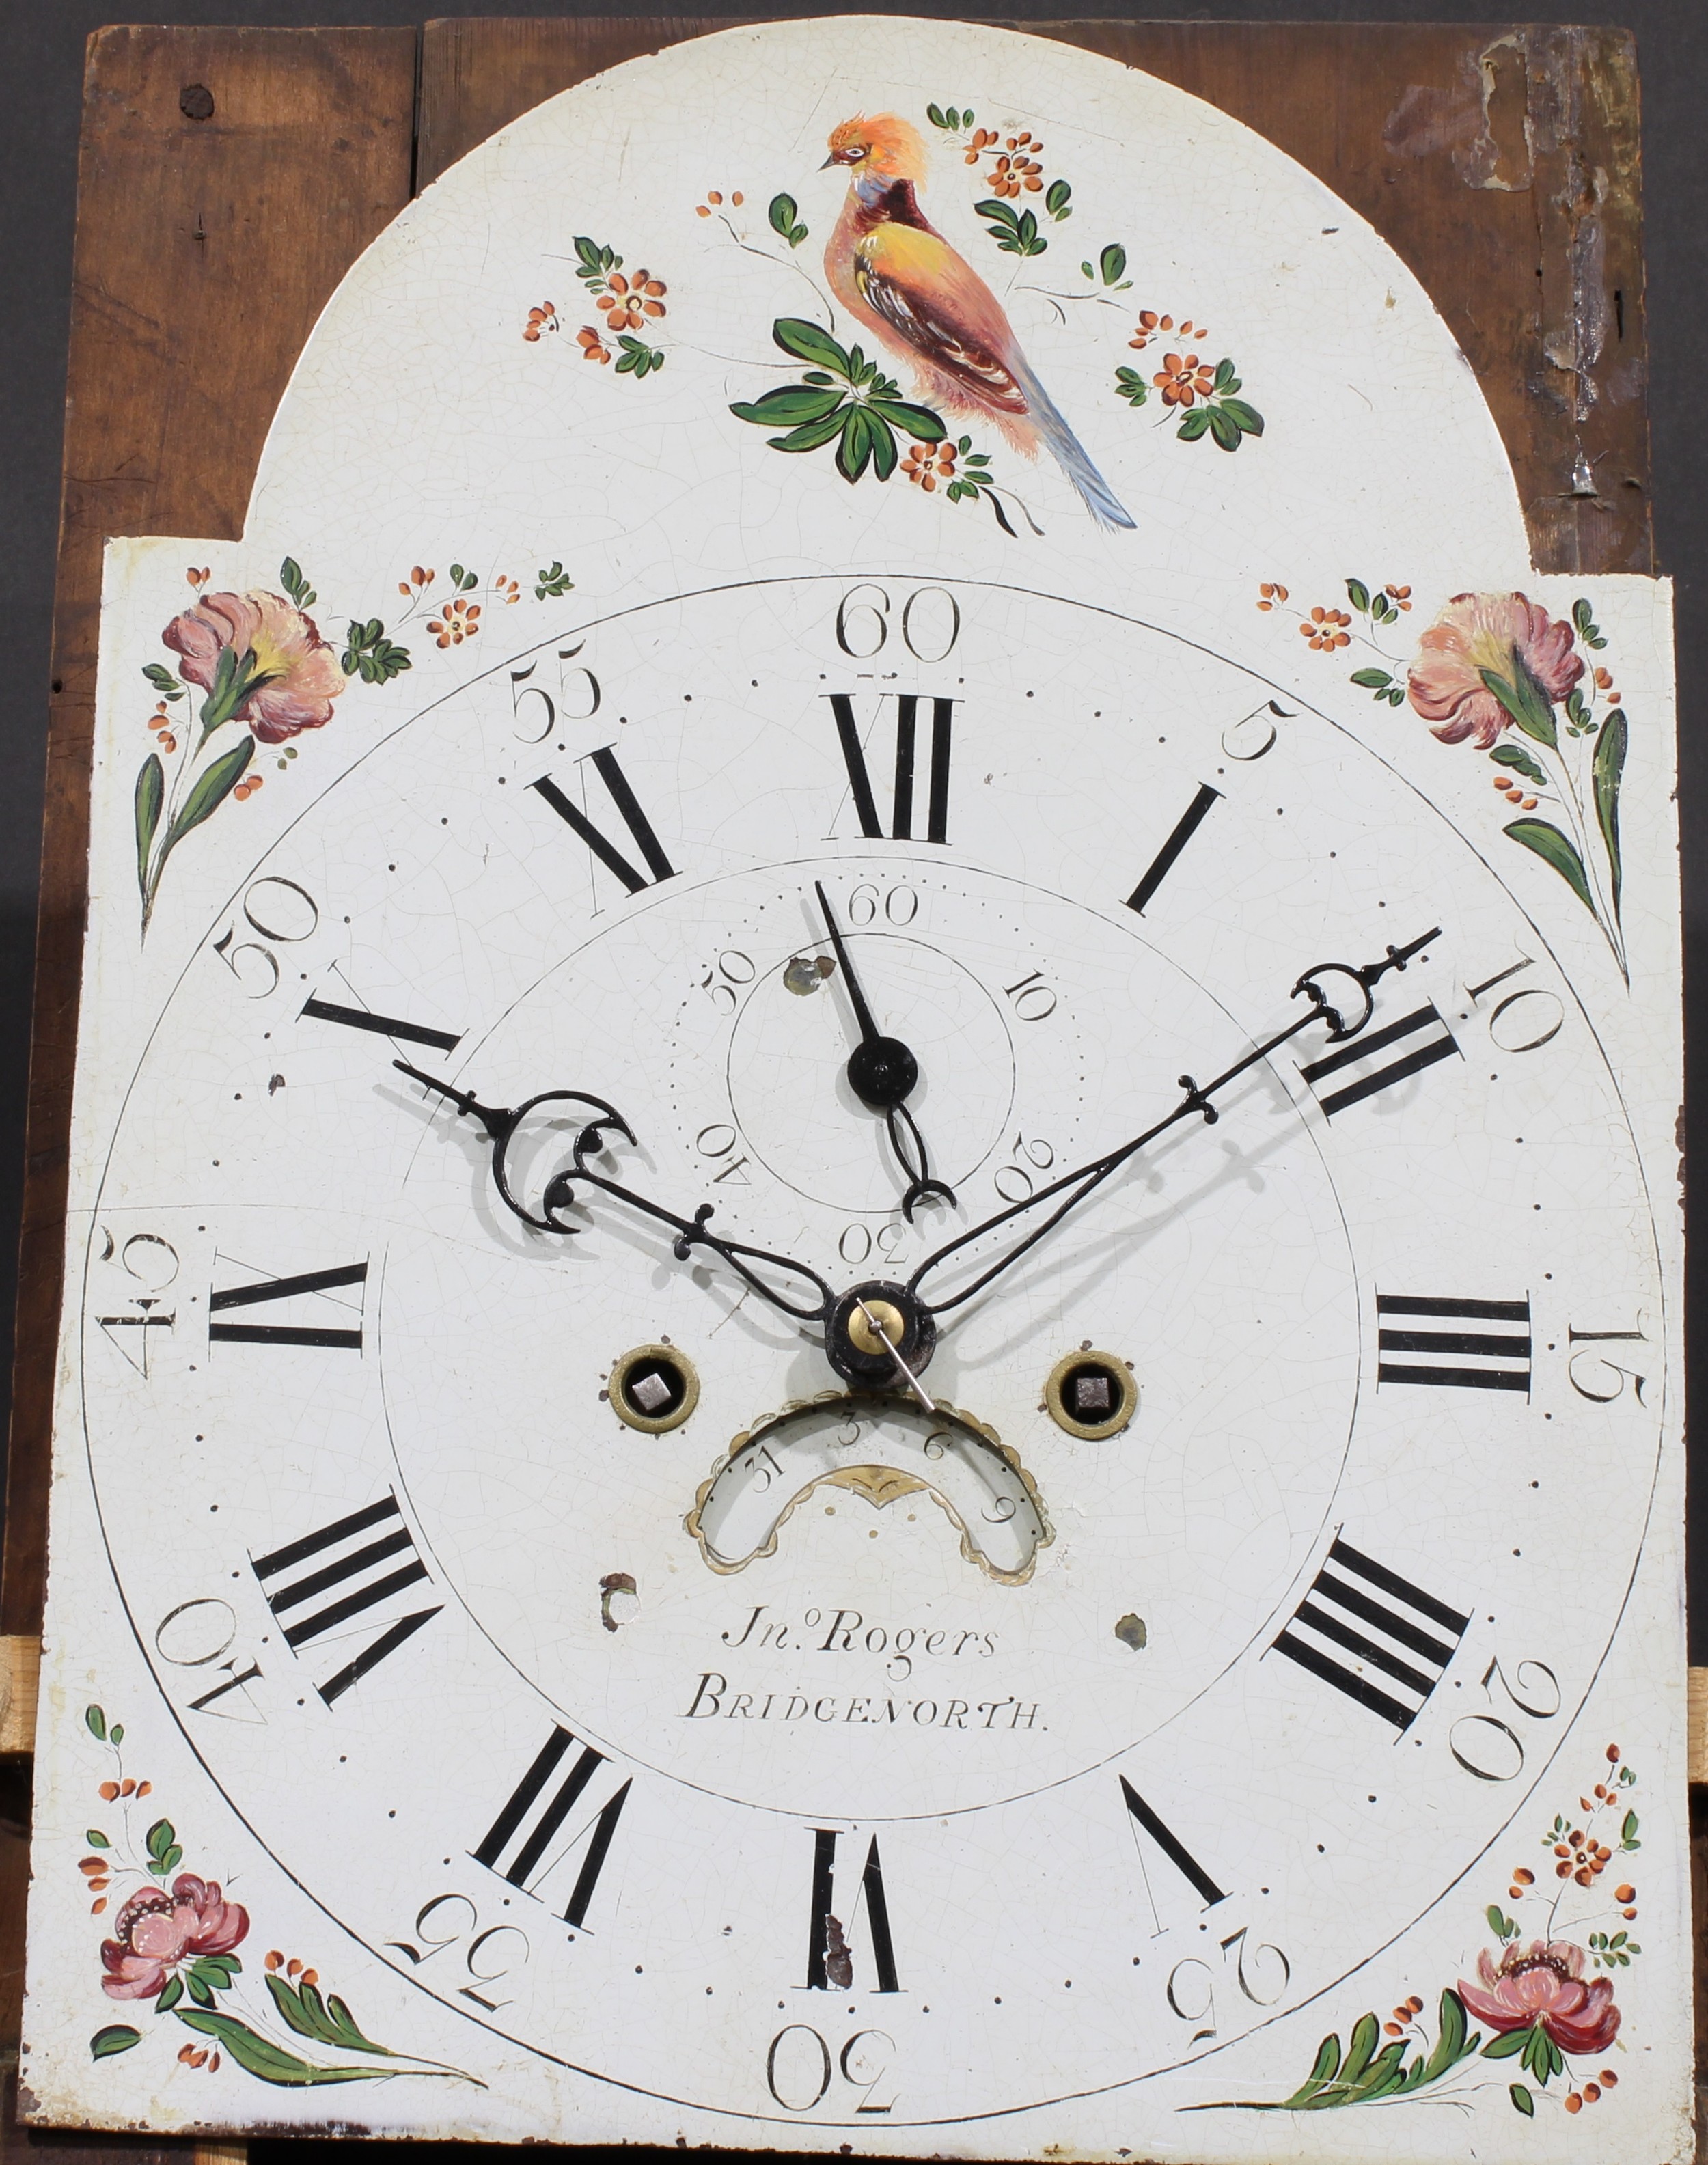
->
1021, 366, 1136, 533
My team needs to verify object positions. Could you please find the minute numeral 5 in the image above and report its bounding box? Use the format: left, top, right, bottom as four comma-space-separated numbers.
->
827, 693, 954, 843
1271, 1536, 1469, 1733
532, 748, 675, 894
473, 1725, 631, 1931
1377, 1293, 1531, 1393
251, 1493, 441, 1707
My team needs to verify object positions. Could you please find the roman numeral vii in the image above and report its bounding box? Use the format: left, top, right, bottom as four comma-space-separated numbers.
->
474, 1725, 632, 1931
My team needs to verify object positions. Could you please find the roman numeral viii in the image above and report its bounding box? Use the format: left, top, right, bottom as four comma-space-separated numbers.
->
251, 1492, 441, 1707
1378, 1293, 1532, 1393
1271, 1537, 1469, 1733
208, 1260, 367, 1350
1299, 1002, 1459, 1118
828, 693, 954, 842
474, 1725, 632, 1931
532, 748, 675, 893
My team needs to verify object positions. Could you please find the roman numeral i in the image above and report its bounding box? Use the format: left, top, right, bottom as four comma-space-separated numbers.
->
1271, 1537, 1469, 1733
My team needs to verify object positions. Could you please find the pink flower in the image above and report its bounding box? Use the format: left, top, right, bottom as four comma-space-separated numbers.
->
1406, 592, 1582, 749
163, 589, 347, 743
100, 1873, 248, 2001
1457, 1940, 1621, 2056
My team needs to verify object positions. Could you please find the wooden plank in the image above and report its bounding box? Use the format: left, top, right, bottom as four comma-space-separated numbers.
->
0, 1641, 38, 1759
417, 16, 1651, 578
2, 25, 418, 1643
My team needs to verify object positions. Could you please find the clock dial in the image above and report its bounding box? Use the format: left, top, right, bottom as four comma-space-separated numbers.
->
75, 575, 1666, 2121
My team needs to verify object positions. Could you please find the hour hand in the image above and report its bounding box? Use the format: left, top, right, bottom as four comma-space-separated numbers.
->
812, 880, 955, 1219
393, 1060, 631, 1232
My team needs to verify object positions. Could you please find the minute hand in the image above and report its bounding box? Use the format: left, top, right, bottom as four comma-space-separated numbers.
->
906, 928, 1440, 1316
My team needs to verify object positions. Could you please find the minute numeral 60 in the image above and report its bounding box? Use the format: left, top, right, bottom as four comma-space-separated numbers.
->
834, 583, 960, 663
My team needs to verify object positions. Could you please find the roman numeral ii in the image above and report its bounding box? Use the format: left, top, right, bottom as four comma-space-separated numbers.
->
1271, 1536, 1469, 1732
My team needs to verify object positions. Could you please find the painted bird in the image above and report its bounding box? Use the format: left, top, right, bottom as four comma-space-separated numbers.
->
824, 113, 1135, 532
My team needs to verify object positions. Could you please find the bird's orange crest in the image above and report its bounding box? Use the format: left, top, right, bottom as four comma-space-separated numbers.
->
825, 113, 928, 183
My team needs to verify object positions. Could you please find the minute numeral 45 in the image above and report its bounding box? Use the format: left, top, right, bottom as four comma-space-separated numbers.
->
827, 693, 954, 843
1271, 1537, 1469, 1733
474, 1725, 632, 1931
1299, 1002, 1459, 1118
1378, 1293, 1531, 1393
208, 1260, 367, 1350
251, 1493, 441, 1707
532, 747, 675, 894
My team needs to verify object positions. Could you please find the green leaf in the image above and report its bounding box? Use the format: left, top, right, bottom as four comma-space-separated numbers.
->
1421, 1991, 1471, 2082
926, 102, 947, 128
187, 1971, 217, 2007
191, 1955, 240, 1989
1510, 2082, 1535, 2116
771, 318, 851, 376
730, 385, 846, 428
1481, 656, 1558, 748
266, 1973, 395, 2056
1213, 396, 1263, 438
109, 1724, 122, 1745
156, 1976, 184, 2013
91, 2025, 141, 2060
134, 755, 164, 895
278, 556, 314, 607
1486, 1904, 1509, 1938
760, 407, 851, 454
867, 413, 899, 482
1047, 178, 1073, 219
836, 405, 874, 484
1491, 743, 1549, 785
768, 192, 801, 244
1351, 668, 1394, 690
163, 736, 252, 851
865, 397, 944, 442
173, 2007, 399, 2088
1573, 597, 1596, 637
1339, 2011, 1381, 2087
975, 198, 1017, 230
143, 662, 180, 695
1176, 408, 1212, 441
1593, 708, 1625, 919
1622, 1808, 1639, 1843
86, 1705, 107, 1741
1504, 818, 1593, 911
146, 1817, 176, 1860
1207, 406, 1243, 452
1347, 579, 1371, 613
1481, 2027, 1529, 2060
86, 1828, 110, 1847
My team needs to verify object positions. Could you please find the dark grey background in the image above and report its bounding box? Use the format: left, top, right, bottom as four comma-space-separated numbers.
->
1, 0, 1703, 1636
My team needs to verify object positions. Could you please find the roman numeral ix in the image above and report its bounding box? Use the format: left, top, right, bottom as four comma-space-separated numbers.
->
828, 692, 954, 842
251, 1493, 441, 1707
474, 1725, 632, 1931
1271, 1537, 1469, 1733
1378, 1293, 1532, 1393
532, 747, 675, 893
208, 1260, 368, 1350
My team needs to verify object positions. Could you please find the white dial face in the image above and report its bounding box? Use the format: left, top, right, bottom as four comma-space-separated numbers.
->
80, 575, 1664, 2123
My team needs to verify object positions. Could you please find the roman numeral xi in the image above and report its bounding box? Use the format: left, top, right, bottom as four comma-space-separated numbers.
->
532, 747, 675, 894
251, 1492, 441, 1707
1271, 1537, 1469, 1733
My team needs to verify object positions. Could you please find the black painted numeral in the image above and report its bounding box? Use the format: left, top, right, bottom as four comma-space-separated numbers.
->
208, 1260, 367, 1350
1298, 1003, 1459, 1118
532, 747, 675, 893
828, 693, 954, 843
1119, 1776, 1227, 1910
474, 1725, 632, 1930
1271, 1537, 1469, 1732
1378, 1293, 1532, 1393
299, 995, 462, 1053
806, 1828, 900, 1993
1125, 783, 1222, 914
251, 1493, 441, 1707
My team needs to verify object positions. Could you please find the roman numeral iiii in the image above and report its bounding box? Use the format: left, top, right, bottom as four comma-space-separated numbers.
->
1271, 1537, 1469, 1733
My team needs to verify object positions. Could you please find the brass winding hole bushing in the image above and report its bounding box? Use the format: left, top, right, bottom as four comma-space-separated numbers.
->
609, 1343, 700, 1433
1043, 1348, 1137, 1441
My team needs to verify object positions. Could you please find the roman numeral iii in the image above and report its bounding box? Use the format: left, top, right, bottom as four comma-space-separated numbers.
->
531, 747, 675, 893
474, 1725, 632, 1931
828, 692, 954, 842
251, 1493, 441, 1707
208, 1259, 368, 1350
1271, 1537, 1469, 1732
1298, 1002, 1459, 1118
1377, 1293, 1532, 1392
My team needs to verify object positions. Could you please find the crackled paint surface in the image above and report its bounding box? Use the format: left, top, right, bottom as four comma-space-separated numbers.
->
22, 20, 1687, 2160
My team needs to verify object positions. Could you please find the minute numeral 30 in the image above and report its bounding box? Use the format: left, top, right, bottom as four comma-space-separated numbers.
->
1378, 1293, 1531, 1393
1271, 1537, 1469, 1733
251, 1492, 441, 1707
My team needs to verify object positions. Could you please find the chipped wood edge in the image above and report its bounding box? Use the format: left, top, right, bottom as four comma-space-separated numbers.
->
192, 2145, 248, 2165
